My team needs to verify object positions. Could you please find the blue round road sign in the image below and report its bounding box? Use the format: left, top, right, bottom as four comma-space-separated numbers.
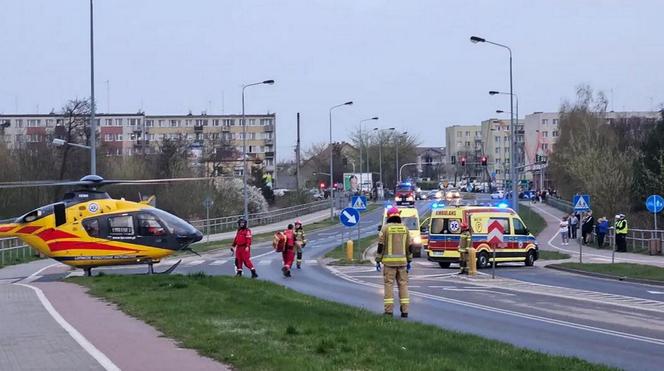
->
646, 195, 664, 213
339, 207, 361, 227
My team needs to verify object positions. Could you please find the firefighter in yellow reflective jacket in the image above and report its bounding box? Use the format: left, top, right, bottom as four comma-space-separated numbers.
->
294, 220, 307, 269
458, 222, 472, 274
375, 207, 413, 318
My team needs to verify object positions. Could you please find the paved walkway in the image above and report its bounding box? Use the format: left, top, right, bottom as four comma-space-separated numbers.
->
528, 202, 664, 267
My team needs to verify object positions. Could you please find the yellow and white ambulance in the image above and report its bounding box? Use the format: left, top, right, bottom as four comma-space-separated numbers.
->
380, 206, 424, 257
425, 205, 538, 268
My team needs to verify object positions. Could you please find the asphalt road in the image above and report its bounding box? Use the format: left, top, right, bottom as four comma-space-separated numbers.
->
17, 197, 664, 370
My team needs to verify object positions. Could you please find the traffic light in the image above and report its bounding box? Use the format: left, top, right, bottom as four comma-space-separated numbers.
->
319, 182, 325, 189
481, 156, 487, 166
451, 155, 456, 165
461, 157, 466, 167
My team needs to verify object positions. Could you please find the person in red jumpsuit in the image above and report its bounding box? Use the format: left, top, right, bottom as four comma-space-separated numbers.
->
281, 224, 296, 277
232, 218, 258, 278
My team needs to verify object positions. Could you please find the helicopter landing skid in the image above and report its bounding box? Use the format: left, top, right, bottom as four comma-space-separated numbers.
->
147, 259, 182, 275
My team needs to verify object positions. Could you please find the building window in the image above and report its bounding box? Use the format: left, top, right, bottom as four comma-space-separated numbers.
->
15, 119, 23, 128
260, 118, 273, 126
542, 119, 548, 125
465, 131, 470, 137
114, 118, 123, 126
158, 120, 165, 127
145, 120, 154, 127
494, 136, 501, 143
552, 130, 559, 137
456, 132, 462, 138
45, 119, 54, 126
213, 119, 220, 126
553, 119, 559, 125
495, 147, 500, 154
542, 143, 549, 150
224, 119, 234, 126
170, 120, 179, 127
542, 131, 548, 137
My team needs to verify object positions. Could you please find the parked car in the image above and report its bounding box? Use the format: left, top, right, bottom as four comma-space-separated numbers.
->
490, 190, 505, 199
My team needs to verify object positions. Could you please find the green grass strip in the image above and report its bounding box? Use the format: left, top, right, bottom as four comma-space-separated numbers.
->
518, 204, 547, 237
538, 250, 571, 260
553, 263, 664, 282
73, 275, 612, 371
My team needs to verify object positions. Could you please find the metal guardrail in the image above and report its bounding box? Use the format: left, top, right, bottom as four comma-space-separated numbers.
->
0, 237, 37, 266
544, 197, 573, 213
190, 199, 331, 236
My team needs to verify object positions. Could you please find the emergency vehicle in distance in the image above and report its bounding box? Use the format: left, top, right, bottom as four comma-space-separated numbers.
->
379, 206, 424, 257
423, 204, 538, 268
394, 182, 416, 207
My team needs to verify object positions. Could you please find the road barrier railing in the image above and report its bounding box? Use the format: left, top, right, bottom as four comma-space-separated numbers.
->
189, 199, 331, 236
0, 237, 36, 266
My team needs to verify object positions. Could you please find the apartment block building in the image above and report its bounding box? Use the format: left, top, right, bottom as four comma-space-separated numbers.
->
0, 112, 277, 174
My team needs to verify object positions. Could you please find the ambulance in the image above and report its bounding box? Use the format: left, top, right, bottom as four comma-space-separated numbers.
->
424, 205, 538, 268
380, 206, 424, 257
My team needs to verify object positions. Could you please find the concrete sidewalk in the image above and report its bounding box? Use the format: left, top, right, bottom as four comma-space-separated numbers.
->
527, 202, 664, 267
201, 208, 331, 243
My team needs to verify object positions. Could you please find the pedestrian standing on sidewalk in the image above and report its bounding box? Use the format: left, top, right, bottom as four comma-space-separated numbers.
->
375, 207, 413, 318
559, 216, 569, 245
232, 218, 258, 278
615, 214, 628, 252
281, 224, 296, 277
596, 217, 609, 248
569, 213, 579, 240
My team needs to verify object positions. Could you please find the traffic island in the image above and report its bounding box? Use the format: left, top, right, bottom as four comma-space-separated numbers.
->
547, 263, 664, 286
72, 274, 612, 371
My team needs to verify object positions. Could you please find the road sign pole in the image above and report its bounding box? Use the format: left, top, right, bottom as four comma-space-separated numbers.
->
492, 243, 496, 279
206, 205, 210, 243
579, 233, 583, 263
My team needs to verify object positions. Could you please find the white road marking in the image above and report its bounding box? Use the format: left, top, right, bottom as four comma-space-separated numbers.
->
185, 259, 206, 266
210, 259, 229, 266
15, 281, 121, 370
648, 291, 664, 295
326, 265, 664, 347
257, 260, 273, 266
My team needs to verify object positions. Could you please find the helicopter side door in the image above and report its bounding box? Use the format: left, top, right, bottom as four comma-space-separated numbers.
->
134, 212, 179, 250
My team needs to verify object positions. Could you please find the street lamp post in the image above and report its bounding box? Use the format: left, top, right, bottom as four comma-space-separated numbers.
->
329, 101, 354, 219
53, 138, 92, 150
359, 117, 378, 191
490, 90, 519, 200
89, 0, 97, 175
396, 131, 407, 182
242, 79, 275, 221
471, 35, 518, 212
373, 127, 395, 188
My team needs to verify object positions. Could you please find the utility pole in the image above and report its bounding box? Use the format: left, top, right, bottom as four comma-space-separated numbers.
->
296, 112, 301, 190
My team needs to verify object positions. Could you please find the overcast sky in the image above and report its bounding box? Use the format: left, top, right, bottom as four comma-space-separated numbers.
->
1, 0, 662, 160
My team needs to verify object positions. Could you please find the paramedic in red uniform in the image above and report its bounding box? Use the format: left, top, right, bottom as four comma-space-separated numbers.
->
232, 218, 258, 278
282, 224, 296, 277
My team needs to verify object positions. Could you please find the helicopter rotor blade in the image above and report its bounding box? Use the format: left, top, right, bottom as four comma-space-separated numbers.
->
0, 180, 91, 189
0, 177, 213, 189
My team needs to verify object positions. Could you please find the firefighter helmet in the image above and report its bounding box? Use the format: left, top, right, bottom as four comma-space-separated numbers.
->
387, 207, 401, 218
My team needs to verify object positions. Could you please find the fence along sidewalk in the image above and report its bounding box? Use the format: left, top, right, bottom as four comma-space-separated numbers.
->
543, 198, 663, 256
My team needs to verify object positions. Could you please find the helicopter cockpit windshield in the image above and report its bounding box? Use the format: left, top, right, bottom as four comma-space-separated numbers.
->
148, 208, 199, 237
16, 204, 55, 224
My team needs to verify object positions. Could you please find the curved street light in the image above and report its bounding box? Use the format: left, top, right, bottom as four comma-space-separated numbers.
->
471, 35, 518, 212
241, 79, 275, 221
329, 101, 353, 219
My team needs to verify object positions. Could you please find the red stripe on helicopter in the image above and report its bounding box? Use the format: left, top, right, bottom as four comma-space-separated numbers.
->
37, 229, 78, 242
48, 241, 138, 252
17, 226, 41, 234
0, 226, 16, 233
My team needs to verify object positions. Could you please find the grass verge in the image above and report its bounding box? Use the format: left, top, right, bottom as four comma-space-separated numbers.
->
538, 250, 571, 260
519, 204, 547, 237
72, 274, 611, 371
551, 262, 664, 282
324, 234, 375, 265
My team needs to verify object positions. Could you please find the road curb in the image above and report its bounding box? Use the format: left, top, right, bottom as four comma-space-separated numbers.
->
546, 264, 664, 286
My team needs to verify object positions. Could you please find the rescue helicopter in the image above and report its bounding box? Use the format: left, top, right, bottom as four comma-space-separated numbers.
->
0, 175, 204, 276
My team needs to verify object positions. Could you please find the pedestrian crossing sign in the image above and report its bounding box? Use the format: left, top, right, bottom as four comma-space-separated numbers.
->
572, 195, 591, 212
351, 195, 367, 211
